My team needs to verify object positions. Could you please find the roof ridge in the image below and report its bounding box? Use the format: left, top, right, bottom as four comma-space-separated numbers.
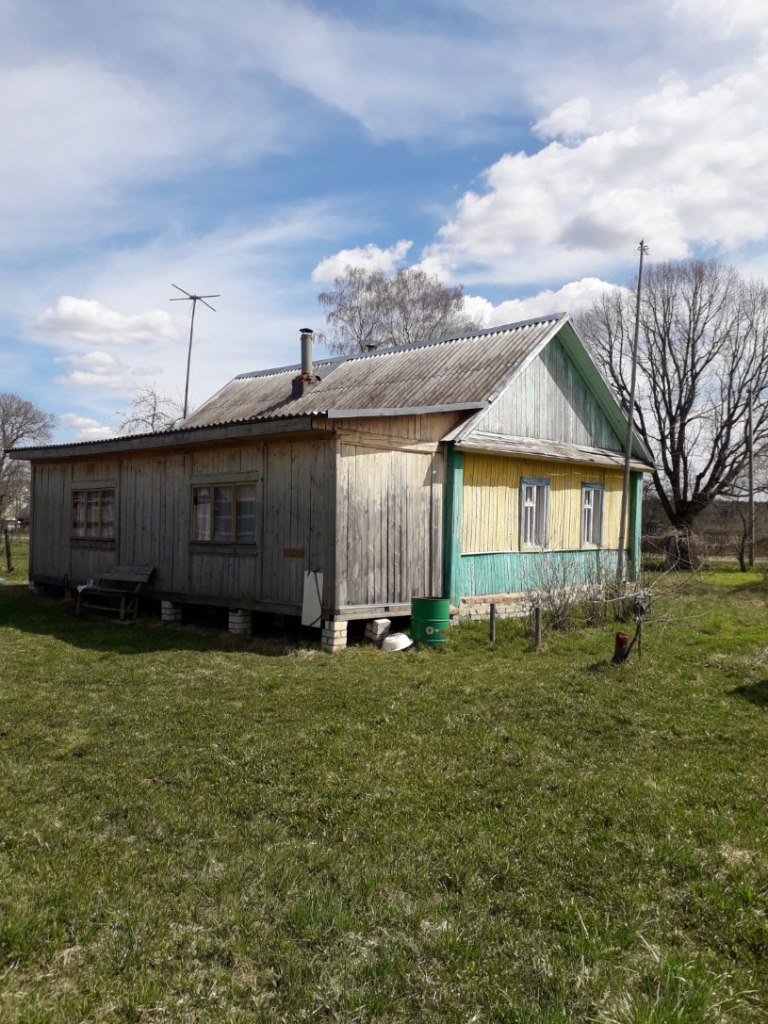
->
234, 312, 567, 378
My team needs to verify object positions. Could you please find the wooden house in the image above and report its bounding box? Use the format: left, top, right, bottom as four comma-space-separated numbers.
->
10, 314, 653, 648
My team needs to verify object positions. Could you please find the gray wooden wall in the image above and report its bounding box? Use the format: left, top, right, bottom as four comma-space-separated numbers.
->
30, 412, 462, 617
31, 435, 336, 613
333, 414, 459, 611
478, 337, 623, 451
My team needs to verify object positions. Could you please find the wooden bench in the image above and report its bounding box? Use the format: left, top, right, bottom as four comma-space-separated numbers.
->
75, 565, 154, 622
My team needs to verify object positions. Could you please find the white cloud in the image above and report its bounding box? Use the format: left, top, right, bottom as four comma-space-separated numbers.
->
60, 371, 127, 390
60, 412, 117, 441
534, 98, 591, 141
423, 55, 768, 285
312, 240, 413, 283
669, 0, 768, 36
38, 297, 179, 345
463, 277, 619, 326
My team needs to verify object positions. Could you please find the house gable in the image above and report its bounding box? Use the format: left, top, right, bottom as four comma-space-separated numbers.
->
468, 329, 624, 452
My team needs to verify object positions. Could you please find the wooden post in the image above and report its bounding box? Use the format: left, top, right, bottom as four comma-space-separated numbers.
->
637, 618, 643, 662
489, 602, 496, 643
534, 605, 542, 650
3, 527, 13, 573
748, 390, 755, 568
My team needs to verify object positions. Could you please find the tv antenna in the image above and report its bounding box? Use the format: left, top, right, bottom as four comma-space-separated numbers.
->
170, 283, 220, 419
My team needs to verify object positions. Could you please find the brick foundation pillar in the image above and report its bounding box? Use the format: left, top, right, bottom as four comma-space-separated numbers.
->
161, 600, 183, 624
321, 619, 348, 653
228, 609, 252, 636
364, 618, 391, 645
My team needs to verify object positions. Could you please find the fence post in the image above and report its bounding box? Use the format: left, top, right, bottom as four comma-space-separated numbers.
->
534, 605, 542, 650
489, 602, 496, 643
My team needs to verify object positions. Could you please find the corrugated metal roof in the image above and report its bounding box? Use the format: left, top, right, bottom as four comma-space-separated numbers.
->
182, 314, 566, 429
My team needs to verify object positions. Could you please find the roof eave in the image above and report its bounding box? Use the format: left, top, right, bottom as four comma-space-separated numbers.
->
7, 415, 323, 461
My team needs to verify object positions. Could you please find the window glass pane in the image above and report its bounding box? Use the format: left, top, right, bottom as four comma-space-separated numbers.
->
72, 491, 86, 537
582, 486, 602, 546
193, 487, 211, 541
235, 485, 256, 542
101, 490, 115, 539
213, 486, 233, 541
594, 488, 603, 545
86, 490, 100, 538
535, 486, 547, 546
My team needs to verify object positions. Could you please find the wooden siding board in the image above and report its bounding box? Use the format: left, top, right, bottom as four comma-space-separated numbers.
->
334, 430, 442, 608
473, 337, 624, 452
457, 549, 619, 598
461, 453, 624, 555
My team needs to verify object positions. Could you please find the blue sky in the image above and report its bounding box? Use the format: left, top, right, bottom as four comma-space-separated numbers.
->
2, 0, 767, 442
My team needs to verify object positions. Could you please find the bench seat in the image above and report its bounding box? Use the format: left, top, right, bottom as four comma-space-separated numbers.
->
75, 565, 154, 622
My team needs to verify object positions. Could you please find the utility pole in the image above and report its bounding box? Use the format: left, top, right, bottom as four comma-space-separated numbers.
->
170, 284, 220, 419
616, 239, 648, 586
748, 389, 755, 567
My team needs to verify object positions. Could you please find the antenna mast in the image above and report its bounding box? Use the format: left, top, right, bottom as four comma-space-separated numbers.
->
170, 283, 220, 419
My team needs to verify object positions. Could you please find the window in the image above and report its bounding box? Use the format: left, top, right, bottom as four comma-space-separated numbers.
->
192, 484, 257, 543
581, 483, 604, 547
72, 489, 115, 540
520, 477, 549, 548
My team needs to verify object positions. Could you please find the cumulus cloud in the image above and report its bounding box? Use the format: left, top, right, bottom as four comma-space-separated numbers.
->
38, 297, 179, 345
534, 98, 592, 141
60, 412, 117, 441
312, 240, 413, 282
55, 349, 132, 390
463, 277, 620, 327
669, 0, 767, 36
423, 55, 768, 285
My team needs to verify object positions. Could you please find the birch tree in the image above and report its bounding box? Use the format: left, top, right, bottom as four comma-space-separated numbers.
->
0, 393, 55, 522
318, 266, 482, 355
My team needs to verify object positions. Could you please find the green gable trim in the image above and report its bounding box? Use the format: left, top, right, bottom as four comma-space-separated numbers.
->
443, 445, 464, 607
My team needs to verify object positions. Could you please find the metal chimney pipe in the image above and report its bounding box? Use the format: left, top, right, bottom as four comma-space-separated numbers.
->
300, 328, 313, 376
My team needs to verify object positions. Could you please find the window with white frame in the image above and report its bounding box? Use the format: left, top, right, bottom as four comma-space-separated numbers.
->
192, 484, 257, 543
520, 477, 549, 548
581, 483, 604, 547
71, 488, 115, 540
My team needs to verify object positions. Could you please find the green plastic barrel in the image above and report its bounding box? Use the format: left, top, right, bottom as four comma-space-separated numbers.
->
411, 597, 451, 646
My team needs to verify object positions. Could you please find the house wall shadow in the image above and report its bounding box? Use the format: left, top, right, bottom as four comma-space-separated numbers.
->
0, 588, 305, 658
730, 679, 768, 708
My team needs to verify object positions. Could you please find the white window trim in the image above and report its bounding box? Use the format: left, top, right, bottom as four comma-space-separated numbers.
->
520, 477, 550, 549
581, 482, 604, 548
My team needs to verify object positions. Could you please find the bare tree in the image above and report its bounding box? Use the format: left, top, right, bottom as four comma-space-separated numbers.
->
0, 393, 55, 522
318, 266, 483, 355
117, 385, 184, 434
579, 259, 768, 530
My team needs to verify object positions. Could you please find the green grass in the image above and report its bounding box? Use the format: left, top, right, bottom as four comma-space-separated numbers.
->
1, 552, 767, 1022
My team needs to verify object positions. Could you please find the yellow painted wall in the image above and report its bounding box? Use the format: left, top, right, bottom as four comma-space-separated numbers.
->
462, 453, 624, 553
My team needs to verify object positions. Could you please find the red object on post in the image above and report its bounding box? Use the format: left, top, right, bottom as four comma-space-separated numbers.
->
612, 631, 630, 664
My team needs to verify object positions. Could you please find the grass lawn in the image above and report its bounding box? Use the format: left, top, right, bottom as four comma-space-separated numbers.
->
1, 544, 767, 1022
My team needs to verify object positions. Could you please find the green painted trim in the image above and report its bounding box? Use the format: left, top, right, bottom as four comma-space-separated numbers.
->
456, 548, 620, 599
629, 471, 643, 580
442, 445, 464, 606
